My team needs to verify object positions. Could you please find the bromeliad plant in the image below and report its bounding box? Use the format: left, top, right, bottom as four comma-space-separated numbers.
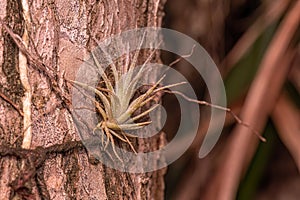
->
70, 44, 185, 161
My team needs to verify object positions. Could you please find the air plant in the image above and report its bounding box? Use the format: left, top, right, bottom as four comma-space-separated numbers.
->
70, 42, 186, 161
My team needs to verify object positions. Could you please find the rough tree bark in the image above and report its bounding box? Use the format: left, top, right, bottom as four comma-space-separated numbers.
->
0, 0, 166, 199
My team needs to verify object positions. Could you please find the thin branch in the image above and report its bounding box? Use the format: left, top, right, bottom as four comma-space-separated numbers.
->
164, 90, 266, 142
0, 91, 24, 116
168, 44, 196, 68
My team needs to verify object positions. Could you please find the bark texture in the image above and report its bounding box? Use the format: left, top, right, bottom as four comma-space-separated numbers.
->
0, 0, 166, 199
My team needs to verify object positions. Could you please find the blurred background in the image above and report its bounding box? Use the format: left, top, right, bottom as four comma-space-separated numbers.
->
161, 0, 300, 199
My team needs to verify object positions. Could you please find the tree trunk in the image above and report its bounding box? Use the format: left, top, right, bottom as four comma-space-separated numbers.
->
0, 0, 166, 199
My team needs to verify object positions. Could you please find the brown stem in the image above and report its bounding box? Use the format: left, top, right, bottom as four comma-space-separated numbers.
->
272, 92, 300, 172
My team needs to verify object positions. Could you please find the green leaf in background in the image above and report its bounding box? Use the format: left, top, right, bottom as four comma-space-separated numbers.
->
224, 22, 278, 104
